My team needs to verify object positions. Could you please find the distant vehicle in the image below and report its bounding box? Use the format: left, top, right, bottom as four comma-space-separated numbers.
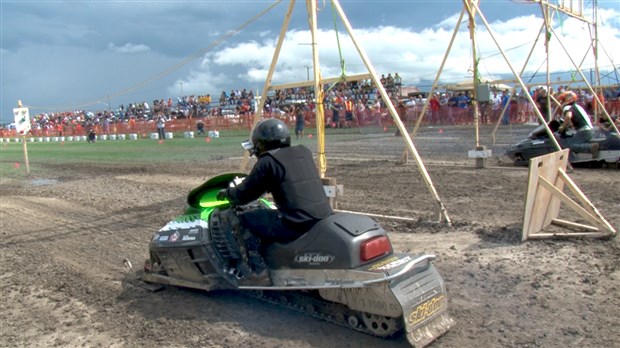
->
505, 119, 620, 166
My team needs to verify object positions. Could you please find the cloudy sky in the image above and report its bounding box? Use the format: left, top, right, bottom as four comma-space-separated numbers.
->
1, 0, 619, 124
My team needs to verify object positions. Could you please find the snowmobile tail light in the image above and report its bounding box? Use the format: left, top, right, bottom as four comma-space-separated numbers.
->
360, 236, 392, 261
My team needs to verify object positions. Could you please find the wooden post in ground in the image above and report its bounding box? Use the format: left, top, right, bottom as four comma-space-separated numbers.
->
21, 135, 30, 174
321, 177, 341, 210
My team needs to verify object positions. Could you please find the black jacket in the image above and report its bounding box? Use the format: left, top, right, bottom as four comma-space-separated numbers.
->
227, 145, 332, 228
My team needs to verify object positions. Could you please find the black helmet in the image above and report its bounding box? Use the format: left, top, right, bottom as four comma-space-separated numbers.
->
246, 118, 291, 156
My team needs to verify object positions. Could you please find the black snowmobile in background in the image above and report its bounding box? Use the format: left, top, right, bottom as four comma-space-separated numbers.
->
128, 173, 454, 347
505, 118, 620, 166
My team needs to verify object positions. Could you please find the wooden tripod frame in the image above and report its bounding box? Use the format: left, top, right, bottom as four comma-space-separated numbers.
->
522, 149, 616, 241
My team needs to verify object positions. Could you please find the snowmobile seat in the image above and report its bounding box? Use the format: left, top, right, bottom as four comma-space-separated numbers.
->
263, 212, 388, 270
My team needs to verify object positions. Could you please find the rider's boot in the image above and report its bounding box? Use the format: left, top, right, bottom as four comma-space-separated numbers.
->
245, 251, 271, 286
239, 234, 271, 286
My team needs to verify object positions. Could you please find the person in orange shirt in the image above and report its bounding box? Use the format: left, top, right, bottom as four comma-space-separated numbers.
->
344, 97, 354, 128
429, 93, 440, 125
331, 95, 343, 128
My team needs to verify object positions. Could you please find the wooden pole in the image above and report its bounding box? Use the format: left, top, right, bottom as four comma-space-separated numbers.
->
239, 0, 295, 172
548, 25, 618, 134
593, 1, 601, 122
491, 21, 545, 144
22, 135, 30, 174
331, 0, 451, 225
401, 8, 466, 163
543, 1, 552, 123
464, 1, 480, 149
308, 0, 327, 178
469, 1, 562, 151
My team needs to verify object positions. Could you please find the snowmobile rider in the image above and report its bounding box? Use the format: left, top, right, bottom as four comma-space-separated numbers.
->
218, 118, 333, 242
556, 91, 599, 158
216, 118, 333, 279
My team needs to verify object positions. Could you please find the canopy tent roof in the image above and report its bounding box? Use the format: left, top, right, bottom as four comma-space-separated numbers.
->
446, 78, 513, 92
400, 86, 423, 97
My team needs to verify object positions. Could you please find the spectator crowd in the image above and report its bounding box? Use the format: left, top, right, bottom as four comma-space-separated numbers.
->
2, 72, 618, 138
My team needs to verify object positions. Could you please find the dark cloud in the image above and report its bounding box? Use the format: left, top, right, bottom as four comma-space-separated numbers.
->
1, 1, 618, 123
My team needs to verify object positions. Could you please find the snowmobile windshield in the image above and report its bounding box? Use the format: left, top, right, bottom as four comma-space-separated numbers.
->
241, 139, 254, 154
199, 190, 229, 208
187, 173, 247, 209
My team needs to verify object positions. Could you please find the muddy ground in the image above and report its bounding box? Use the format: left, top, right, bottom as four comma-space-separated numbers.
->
1, 124, 618, 348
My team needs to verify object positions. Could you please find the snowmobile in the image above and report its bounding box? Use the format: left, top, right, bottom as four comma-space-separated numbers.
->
505, 118, 620, 166
132, 172, 454, 347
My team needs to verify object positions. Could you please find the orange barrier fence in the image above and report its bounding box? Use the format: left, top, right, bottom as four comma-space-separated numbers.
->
0, 115, 256, 138
2, 100, 619, 138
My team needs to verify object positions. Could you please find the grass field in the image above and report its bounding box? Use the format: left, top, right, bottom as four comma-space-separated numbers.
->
0, 127, 386, 178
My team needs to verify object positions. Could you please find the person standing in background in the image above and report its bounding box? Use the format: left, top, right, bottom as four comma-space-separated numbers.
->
294, 103, 305, 139
156, 113, 166, 140
344, 97, 354, 128
501, 89, 511, 125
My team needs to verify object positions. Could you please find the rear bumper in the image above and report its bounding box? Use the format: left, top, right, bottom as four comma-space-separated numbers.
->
391, 262, 454, 347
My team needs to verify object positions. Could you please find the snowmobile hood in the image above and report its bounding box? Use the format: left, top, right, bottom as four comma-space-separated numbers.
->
187, 172, 247, 209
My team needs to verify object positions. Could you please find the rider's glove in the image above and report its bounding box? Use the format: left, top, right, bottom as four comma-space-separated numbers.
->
216, 189, 229, 201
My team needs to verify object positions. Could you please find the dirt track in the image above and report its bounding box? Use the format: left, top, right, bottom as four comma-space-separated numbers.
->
1, 125, 618, 348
